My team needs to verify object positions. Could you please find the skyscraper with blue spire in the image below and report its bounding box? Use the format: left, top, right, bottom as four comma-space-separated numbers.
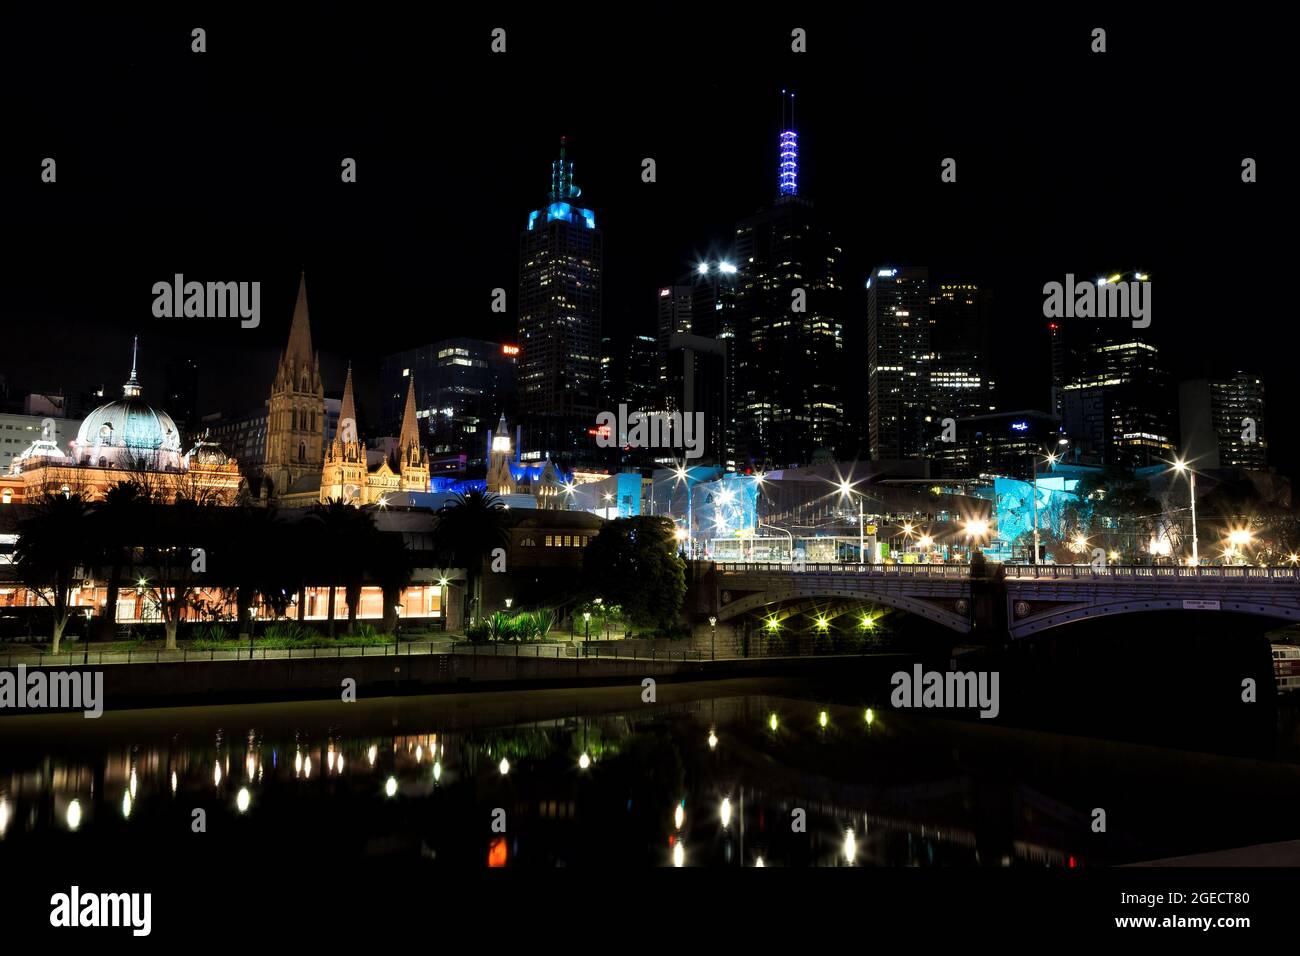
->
517, 137, 603, 457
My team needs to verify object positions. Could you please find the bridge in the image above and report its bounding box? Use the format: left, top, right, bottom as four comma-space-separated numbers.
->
709, 563, 1300, 639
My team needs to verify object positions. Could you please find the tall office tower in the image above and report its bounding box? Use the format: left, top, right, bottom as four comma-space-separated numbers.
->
1048, 320, 1067, 417
664, 333, 728, 465
378, 339, 517, 468
656, 260, 740, 468
867, 266, 932, 461
928, 282, 995, 435
517, 137, 603, 456
734, 97, 843, 469
1060, 331, 1174, 468
1179, 372, 1267, 470
264, 273, 325, 497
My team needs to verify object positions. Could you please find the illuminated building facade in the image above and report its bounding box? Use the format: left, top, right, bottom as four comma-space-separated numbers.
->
1, 340, 241, 505
867, 266, 931, 461
318, 366, 429, 506
263, 273, 326, 498
928, 283, 995, 436
734, 117, 843, 469
1179, 372, 1267, 470
379, 338, 517, 468
517, 138, 603, 456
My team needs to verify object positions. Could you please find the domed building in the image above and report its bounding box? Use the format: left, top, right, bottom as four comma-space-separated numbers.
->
1, 338, 243, 504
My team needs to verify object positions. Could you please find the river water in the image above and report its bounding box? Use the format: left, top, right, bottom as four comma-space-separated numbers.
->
3, 678, 1299, 867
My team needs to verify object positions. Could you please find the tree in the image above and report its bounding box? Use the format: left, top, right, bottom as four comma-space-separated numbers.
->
137, 497, 216, 649
433, 490, 511, 626
89, 480, 145, 641
370, 527, 413, 634
307, 500, 375, 635
12, 491, 93, 653
582, 516, 686, 635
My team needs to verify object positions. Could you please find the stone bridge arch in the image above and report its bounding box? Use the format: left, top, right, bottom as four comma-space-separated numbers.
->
1010, 597, 1300, 639
718, 586, 972, 634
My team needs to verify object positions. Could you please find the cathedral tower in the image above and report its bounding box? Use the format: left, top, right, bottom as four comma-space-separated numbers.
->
396, 376, 430, 491
320, 364, 369, 504
264, 273, 325, 496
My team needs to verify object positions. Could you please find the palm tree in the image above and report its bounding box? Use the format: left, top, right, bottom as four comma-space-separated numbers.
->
370, 527, 413, 634
433, 489, 511, 627
89, 480, 145, 642
13, 491, 94, 653
308, 500, 374, 636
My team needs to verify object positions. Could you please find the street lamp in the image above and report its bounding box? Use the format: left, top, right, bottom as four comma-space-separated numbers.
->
963, 517, 990, 559
1032, 440, 1068, 566
248, 605, 256, 659
504, 598, 513, 610
83, 608, 92, 665
1172, 458, 1199, 566
583, 611, 591, 653
709, 615, 717, 660
837, 479, 873, 565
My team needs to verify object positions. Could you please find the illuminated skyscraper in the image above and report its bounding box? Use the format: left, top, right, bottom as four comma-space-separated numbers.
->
1179, 372, 1267, 470
734, 95, 843, 469
928, 283, 995, 430
867, 266, 931, 461
517, 138, 603, 456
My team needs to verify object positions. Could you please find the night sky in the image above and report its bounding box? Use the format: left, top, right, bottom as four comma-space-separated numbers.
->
0, 10, 1286, 472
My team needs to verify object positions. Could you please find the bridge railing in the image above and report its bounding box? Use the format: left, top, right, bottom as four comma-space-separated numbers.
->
712, 562, 1300, 582
714, 562, 970, 578
1004, 565, 1300, 581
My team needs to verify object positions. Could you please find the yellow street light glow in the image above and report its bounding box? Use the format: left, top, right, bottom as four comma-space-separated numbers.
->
1108, 551, 1120, 562
818, 710, 829, 728
1073, 535, 1089, 550
918, 534, 933, 549
765, 616, 780, 631
720, 797, 732, 828
860, 615, 875, 630
578, 752, 591, 770
768, 712, 779, 732
121, 791, 132, 819
1107, 274, 1122, 284
865, 708, 875, 726
964, 518, 989, 538
815, 615, 829, 631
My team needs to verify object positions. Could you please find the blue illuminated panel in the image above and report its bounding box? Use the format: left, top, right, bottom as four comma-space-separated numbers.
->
779, 131, 798, 196
527, 202, 597, 230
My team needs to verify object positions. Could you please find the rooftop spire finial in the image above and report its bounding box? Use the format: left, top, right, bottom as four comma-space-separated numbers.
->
778, 89, 799, 198
124, 336, 142, 397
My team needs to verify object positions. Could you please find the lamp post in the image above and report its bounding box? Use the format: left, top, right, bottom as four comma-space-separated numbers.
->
248, 605, 256, 660
594, 596, 604, 639
709, 614, 717, 660
83, 608, 92, 665
1032, 440, 1069, 566
583, 611, 591, 656
1173, 458, 1199, 567
838, 480, 878, 565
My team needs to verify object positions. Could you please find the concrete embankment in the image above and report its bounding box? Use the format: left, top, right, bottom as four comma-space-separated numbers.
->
0, 651, 912, 713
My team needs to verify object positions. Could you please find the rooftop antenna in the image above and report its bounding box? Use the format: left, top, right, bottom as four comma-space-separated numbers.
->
778, 89, 799, 198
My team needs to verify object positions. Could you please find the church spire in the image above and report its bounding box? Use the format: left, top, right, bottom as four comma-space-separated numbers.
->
285, 272, 314, 367
123, 336, 142, 397
339, 362, 357, 430
398, 376, 420, 455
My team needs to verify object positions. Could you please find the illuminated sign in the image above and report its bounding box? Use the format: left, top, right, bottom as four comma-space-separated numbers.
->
877, 268, 897, 278
1010, 421, 1029, 432
502, 344, 520, 356
659, 288, 670, 297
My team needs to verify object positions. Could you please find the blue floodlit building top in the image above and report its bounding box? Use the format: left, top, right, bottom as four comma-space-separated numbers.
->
527, 201, 597, 230
779, 130, 798, 196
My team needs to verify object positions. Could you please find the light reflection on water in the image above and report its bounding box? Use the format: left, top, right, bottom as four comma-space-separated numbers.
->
3, 684, 1300, 867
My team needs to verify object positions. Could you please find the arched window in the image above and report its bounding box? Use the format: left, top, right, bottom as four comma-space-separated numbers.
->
1, 488, 12, 504
299, 442, 306, 462
98, 457, 108, 468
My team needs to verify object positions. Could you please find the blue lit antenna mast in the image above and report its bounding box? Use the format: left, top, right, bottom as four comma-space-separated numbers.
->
549, 135, 582, 202
779, 89, 798, 198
